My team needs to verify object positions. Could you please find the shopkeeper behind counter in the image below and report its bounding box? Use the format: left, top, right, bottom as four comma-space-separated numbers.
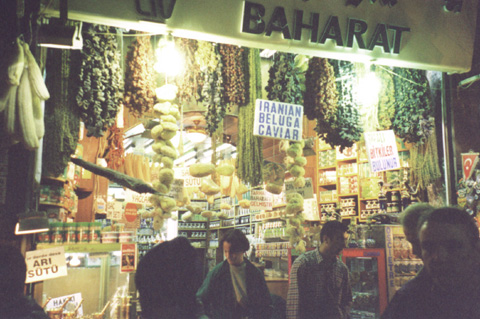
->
196, 229, 273, 319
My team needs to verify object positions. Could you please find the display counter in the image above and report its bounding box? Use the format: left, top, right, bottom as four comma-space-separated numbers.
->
265, 277, 289, 300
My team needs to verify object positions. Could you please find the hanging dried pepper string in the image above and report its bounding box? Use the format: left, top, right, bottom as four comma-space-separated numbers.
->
218, 44, 247, 106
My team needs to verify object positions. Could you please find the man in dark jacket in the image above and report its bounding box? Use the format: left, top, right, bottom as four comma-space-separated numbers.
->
196, 229, 272, 319
0, 244, 49, 319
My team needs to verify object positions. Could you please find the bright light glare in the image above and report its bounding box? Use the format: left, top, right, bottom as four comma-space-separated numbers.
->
154, 39, 184, 76
357, 72, 381, 106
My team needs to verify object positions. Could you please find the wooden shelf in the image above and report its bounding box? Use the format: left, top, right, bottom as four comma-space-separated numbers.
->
338, 193, 358, 197
318, 183, 336, 187
319, 165, 336, 170
319, 200, 337, 204
37, 243, 121, 253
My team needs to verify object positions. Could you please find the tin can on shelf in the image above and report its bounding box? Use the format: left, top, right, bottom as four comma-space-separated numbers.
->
64, 223, 77, 244
89, 222, 102, 243
77, 222, 90, 243
51, 222, 64, 245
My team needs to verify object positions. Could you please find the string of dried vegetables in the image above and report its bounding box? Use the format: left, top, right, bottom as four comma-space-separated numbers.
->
103, 124, 125, 170
409, 127, 442, 191
376, 66, 396, 130
265, 52, 304, 104
75, 24, 124, 137
303, 58, 339, 146
195, 42, 225, 135
328, 60, 363, 150
392, 68, 434, 144
42, 49, 80, 177
123, 33, 156, 117
237, 48, 263, 186
175, 38, 199, 104
218, 44, 248, 106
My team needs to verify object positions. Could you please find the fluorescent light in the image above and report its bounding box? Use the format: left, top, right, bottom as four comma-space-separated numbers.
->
37, 22, 83, 50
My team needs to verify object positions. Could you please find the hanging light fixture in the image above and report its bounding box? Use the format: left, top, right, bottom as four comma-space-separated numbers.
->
14, 211, 49, 235
37, 0, 83, 50
154, 32, 184, 76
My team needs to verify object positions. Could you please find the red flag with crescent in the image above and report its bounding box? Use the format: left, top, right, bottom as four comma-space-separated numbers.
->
462, 153, 479, 180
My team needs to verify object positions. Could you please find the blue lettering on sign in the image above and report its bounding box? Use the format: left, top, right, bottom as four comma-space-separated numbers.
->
363, 251, 380, 257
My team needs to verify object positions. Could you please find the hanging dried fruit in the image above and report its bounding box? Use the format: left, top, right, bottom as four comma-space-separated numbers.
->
175, 38, 199, 104
75, 24, 124, 137
123, 33, 156, 117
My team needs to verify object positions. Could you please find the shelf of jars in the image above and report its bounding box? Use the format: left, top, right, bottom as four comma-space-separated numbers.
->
316, 137, 412, 223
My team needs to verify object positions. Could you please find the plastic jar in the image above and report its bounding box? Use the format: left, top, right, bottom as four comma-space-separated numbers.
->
89, 222, 102, 243
51, 222, 64, 245
77, 222, 90, 243
64, 223, 77, 244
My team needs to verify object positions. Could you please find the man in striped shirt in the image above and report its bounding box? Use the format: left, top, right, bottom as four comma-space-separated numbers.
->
286, 221, 352, 319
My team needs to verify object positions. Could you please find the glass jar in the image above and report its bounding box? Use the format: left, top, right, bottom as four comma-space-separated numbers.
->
89, 222, 102, 243
64, 223, 77, 244
51, 222, 64, 245
77, 222, 90, 243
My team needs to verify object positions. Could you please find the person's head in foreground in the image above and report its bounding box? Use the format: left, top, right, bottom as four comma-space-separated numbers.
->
319, 221, 349, 258
419, 207, 480, 292
221, 229, 250, 266
401, 202, 435, 257
135, 236, 202, 319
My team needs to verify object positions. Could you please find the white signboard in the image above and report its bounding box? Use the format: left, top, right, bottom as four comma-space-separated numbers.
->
250, 189, 273, 211
50, 0, 478, 73
364, 130, 400, 173
46, 293, 83, 316
303, 196, 320, 221
285, 177, 314, 199
253, 99, 303, 141
168, 179, 185, 201
175, 167, 201, 188
25, 247, 67, 283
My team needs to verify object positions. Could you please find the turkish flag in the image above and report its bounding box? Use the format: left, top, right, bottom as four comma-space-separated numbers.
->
462, 153, 479, 180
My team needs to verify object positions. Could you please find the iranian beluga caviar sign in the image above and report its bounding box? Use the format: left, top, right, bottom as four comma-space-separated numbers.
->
253, 99, 303, 141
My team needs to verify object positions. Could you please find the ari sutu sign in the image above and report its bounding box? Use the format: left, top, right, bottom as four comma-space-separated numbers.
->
364, 130, 400, 173
253, 99, 303, 141
25, 246, 68, 283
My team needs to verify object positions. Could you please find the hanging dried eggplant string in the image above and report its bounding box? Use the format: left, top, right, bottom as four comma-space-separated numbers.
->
123, 33, 156, 117
237, 48, 263, 187
75, 24, 124, 138
392, 68, 435, 144
218, 44, 247, 106
42, 49, 80, 177
175, 38, 199, 104
375, 66, 396, 130
104, 123, 125, 170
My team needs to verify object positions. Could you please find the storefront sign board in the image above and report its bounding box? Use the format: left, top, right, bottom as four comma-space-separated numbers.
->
250, 189, 273, 211
175, 167, 202, 188
285, 177, 314, 199
364, 130, 400, 173
47, 0, 478, 73
25, 247, 68, 283
253, 99, 303, 141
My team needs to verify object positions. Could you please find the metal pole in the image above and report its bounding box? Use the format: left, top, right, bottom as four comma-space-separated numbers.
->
441, 73, 457, 205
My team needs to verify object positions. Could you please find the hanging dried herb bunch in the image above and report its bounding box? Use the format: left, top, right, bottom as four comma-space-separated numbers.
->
196, 42, 226, 135
218, 43, 248, 107
43, 49, 80, 177
237, 48, 263, 186
265, 52, 304, 104
376, 66, 396, 130
75, 24, 124, 137
328, 60, 363, 150
392, 68, 434, 144
175, 38, 199, 104
123, 33, 156, 117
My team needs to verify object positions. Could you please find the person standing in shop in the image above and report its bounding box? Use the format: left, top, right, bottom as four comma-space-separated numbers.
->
381, 207, 480, 319
286, 221, 352, 319
135, 236, 203, 319
0, 244, 49, 319
196, 229, 272, 319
